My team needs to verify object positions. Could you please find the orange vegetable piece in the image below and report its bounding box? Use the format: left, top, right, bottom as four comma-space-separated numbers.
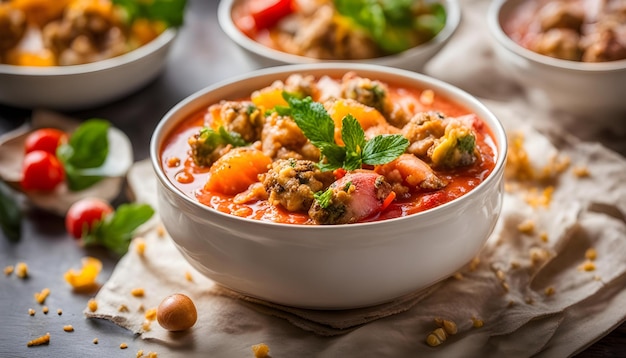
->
251, 87, 288, 110
204, 148, 271, 195
327, 99, 388, 144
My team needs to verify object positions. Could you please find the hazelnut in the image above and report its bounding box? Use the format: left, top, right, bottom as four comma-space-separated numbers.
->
156, 293, 197, 331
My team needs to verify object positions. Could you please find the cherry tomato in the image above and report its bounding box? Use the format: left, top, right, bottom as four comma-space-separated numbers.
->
24, 128, 67, 154
65, 198, 113, 239
21, 150, 65, 191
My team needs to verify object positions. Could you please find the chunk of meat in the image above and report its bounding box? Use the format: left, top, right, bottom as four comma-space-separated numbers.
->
308, 171, 393, 225
0, 4, 26, 53
375, 154, 447, 192
262, 159, 335, 212
340, 72, 393, 119
401, 111, 447, 158
538, 1, 584, 31
261, 112, 319, 160
530, 28, 582, 60
211, 101, 264, 143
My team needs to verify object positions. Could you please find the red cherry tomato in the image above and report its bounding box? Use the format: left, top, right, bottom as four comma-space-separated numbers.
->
65, 198, 114, 239
21, 150, 65, 191
24, 128, 67, 154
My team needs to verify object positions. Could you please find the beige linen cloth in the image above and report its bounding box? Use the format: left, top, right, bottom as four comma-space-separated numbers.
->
86, 1, 626, 356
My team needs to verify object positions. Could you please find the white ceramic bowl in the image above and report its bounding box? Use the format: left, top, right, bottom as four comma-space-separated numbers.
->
488, 0, 626, 116
218, 0, 461, 71
0, 29, 176, 111
150, 63, 507, 309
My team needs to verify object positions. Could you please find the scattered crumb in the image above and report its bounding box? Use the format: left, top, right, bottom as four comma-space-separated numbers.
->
145, 308, 157, 321
93, 338, 98, 344
156, 225, 166, 237
42, 306, 49, 314
63, 325, 74, 332
16, 262, 28, 278
57, 309, 63, 315
120, 343, 128, 349
578, 260, 596, 272
185, 271, 193, 282
137, 349, 144, 358
517, 219, 535, 234
545, 286, 555, 296
138, 304, 145, 312
147, 352, 158, 358
471, 316, 484, 328
529, 247, 549, 265
468, 257, 480, 272
525, 296, 534, 305
4, 265, 14, 275
251, 343, 270, 358
28, 308, 35, 316
539, 231, 549, 243
118, 304, 130, 313
135, 238, 146, 256
572, 166, 590, 178
142, 320, 152, 332
495, 270, 505, 281
525, 186, 554, 208
426, 332, 442, 347
131, 288, 145, 297
27, 333, 50, 347
88, 298, 98, 312
34, 288, 50, 304
64, 257, 102, 291
452, 272, 463, 280
585, 248, 597, 261
510, 260, 520, 269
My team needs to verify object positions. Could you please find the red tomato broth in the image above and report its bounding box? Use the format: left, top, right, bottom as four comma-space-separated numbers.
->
160, 77, 498, 225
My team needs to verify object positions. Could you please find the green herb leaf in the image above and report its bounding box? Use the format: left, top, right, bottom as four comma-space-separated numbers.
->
313, 188, 334, 209
112, 0, 187, 27
0, 182, 21, 242
84, 203, 155, 256
341, 115, 366, 171
56, 119, 112, 191
283, 93, 336, 145
362, 134, 409, 165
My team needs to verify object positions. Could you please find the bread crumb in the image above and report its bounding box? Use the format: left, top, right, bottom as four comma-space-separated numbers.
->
452, 272, 463, 280
131, 288, 145, 297
138, 303, 145, 312
28, 308, 35, 316
27, 332, 50, 347
185, 271, 193, 282
142, 320, 152, 332
42, 306, 49, 314
63, 325, 74, 332
64, 257, 102, 290
120, 343, 128, 349
93, 338, 98, 344
539, 231, 549, 243
525, 296, 534, 305
572, 166, 590, 178
135, 238, 146, 256
426, 332, 442, 347
471, 316, 484, 328
578, 260, 596, 272
16, 262, 28, 278
156, 225, 166, 237
495, 269, 505, 281
136, 349, 144, 358
468, 257, 480, 272
145, 308, 157, 321
57, 308, 63, 315
251, 343, 270, 358
517, 219, 535, 234
4, 265, 14, 275
34, 288, 50, 304
530, 247, 549, 265
501, 282, 510, 292
118, 304, 130, 312
88, 298, 98, 312
525, 186, 554, 208
585, 248, 597, 261
147, 352, 158, 358
545, 286, 555, 296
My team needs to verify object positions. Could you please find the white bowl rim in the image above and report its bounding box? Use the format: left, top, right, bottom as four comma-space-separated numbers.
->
217, 0, 461, 64
487, 0, 626, 73
0, 28, 177, 76
151, 63, 507, 231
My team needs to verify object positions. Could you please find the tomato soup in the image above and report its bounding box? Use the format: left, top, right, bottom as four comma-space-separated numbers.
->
160, 73, 497, 225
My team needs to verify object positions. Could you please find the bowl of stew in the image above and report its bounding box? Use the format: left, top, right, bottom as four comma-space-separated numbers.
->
487, 0, 626, 115
0, 0, 184, 110
217, 0, 461, 71
151, 63, 507, 309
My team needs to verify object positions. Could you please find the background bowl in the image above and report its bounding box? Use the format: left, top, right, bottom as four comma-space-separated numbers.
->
218, 0, 461, 71
0, 29, 176, 111
487, 0, 626, 116
151, 63, 507, 309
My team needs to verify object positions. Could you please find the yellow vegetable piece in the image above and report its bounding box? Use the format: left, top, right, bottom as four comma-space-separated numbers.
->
64, 257, 102, 291
327, 99, 387, 144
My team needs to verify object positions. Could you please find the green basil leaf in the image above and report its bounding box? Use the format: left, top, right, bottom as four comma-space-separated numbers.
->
90, 203, 155, 256
113, 0, 187, 27
284, 93, 336, 145
362, 134, 409, 165
58, 119, 110, 169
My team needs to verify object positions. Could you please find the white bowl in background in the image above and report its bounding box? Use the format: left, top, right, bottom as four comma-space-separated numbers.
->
487, 0, 626, 116
0, 29, 177, 111
150, 63, 507, 309
218, 0, 461, 72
